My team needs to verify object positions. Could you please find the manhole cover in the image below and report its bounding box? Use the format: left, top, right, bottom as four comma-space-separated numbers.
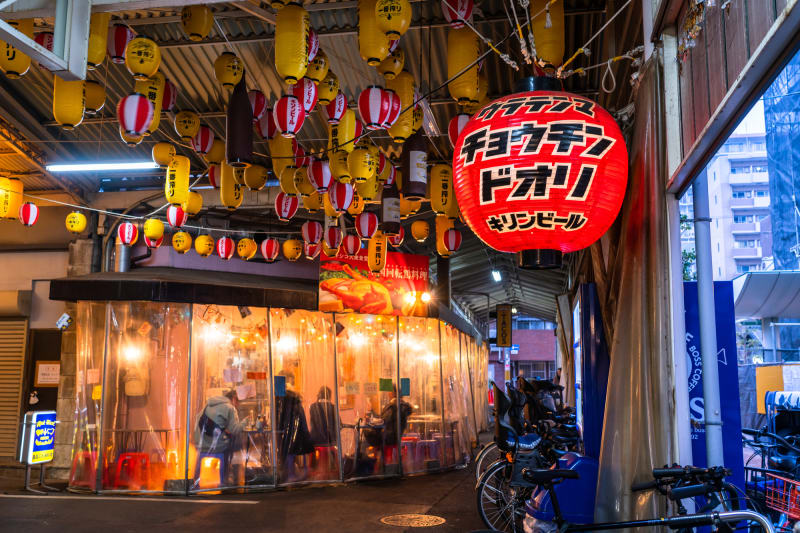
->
380, 514, 447, 527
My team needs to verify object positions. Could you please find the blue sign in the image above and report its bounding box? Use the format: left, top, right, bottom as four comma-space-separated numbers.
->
683, 282, 744, 489
274, 375, 286, 397
510, 344, 520, 354
21, 410, 56, 465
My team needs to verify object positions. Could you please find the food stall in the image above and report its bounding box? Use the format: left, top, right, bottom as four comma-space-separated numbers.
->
51, 268, 488, 494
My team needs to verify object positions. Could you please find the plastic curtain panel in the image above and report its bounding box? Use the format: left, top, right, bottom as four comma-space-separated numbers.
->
556, 294, 575, 407
593, 53, 675, 523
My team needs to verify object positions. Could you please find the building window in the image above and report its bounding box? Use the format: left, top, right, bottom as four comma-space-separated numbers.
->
753, 165, 768, 173
717, 243, 720, 252
752, 142, 765, 151
756, 190, 768, 197
737, 265, 752, 273
736, 240, 756, 248
734, 215, 754, 223
517, 361, 557, 381
732, 191, 746, 199
728, 142, 745, 152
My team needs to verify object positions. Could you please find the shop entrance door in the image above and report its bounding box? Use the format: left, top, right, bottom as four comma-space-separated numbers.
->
22, 329, 61, 415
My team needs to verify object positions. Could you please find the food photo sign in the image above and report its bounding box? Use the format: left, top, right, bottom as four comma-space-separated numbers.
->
319, 249, 429, 316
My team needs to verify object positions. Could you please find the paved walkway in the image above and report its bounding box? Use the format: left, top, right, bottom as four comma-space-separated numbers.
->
0, 466, 488, 533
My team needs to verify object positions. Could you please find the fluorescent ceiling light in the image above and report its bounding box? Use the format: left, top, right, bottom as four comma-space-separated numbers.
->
491, 270, 502, 282
46, 161, 159, 172
512, 307, 518, 314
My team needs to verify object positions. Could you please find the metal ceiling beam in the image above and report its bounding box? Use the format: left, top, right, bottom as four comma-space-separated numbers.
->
231, 1, 275, 25
0, 0, 234, 18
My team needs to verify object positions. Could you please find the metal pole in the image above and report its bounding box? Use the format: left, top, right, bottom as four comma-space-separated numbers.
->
692, 172, 724, 467
331, 314, 344, 482
267, 310, 278, 488
183, 305, 193, 496
437, 320, 446, 468
395, 318, 402, 476
771, 322, 778, 362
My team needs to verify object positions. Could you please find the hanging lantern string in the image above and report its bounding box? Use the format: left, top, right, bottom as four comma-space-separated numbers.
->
503, 0, 530, 64
518, 0, 537, 62
441, 0, 519, 70
557, 0, 633, 76
560, 45, 644, 79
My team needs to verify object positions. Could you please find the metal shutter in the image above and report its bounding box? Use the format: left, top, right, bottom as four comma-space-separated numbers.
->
0, 320, 27, 457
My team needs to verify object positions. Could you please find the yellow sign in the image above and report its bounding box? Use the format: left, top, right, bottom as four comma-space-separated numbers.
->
496, 304, 512, 347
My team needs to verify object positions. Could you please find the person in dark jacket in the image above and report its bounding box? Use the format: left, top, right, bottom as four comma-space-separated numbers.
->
309, 386, 339, 447
275, 370, 314, 481
364, 385, 412, 449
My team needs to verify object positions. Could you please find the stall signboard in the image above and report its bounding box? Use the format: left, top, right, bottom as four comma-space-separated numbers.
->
683, 281, 744, 489
18, 410, 56, 465
319, 249, 430, 316
496, 305, 512, 347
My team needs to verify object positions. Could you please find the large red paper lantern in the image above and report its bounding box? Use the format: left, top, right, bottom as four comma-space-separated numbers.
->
108, 24, 134, 64
324, 225, 342, 249
192, 124, 214, 154
216, 236, 235, 260
355, 212, 378, 240
384, 165, 397, 187
274, 192, 299, 221
248, 90, 267, 122
301, 220, 323, 244
260, 238, 280, 262
308, 159, 332, 192
452, 88, 628, 267
117, 93, 154, 136
291, 77, 318, 114
166, 204, 188, 228
358, 85, 390, 130
18, 202, 38, 226
328, 181, 354, 214
326, 91, 347, 124
342, 234, 361, 256
208, 164, 221, 188
448, 113, 470, 148
117, 222, 138, 246
274, 94, 306, 138
162, 78, 178, 111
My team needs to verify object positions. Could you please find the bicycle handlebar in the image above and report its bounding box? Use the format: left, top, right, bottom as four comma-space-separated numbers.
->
669, 483, 713, 501
742, 427, 800, 455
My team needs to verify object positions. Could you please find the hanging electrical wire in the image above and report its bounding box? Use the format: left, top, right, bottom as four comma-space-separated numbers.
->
557, 0, 633, 76
560, 45, 645, 93
441, 0, 519, 70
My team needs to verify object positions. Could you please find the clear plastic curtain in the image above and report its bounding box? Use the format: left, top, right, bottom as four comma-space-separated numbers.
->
593, 53, 676, 523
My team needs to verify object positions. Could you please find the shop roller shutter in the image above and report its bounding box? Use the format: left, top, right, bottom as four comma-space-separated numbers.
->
0, 320, 27, 457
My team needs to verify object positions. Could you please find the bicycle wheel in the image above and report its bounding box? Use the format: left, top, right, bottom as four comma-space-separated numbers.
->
475, 442, 503, 482
476, 460, 529, 533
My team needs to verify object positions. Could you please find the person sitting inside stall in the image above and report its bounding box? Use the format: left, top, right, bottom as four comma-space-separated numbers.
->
364, 385, 412, 460
310, 386, 339, 447
193, 389, 247, 486
275, 369, 315, 481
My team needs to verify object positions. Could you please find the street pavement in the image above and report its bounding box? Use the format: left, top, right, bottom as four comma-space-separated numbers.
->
0, 465, 488, 533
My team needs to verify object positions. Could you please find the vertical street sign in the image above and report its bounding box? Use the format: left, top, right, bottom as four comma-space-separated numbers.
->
496, 304, 512, 347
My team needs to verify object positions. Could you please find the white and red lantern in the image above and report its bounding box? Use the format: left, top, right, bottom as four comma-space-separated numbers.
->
448, 113, 470, 148
274, 94, 306, 138
18, 202, 38, 226
166, 204, 188, 228
216, 236, 235, 260
117, 222, 138, 246
325, 91, 347, 124
117, 93, 154, 136
441, 0, 473, 28
355, 212, 379, 240
291, 77, 318, 114
307, 28, 319, 62
452, 90, 628, 263
162, 78, 178, 112
328, 181, 354, 214
304, 241, 321, 260
388, 39, 400, 53
388, 226, 405, 247
443, 228, 461, 252
294, 142, 309, 168
256, 108, 277, 140
208, 164, 221, 188
144, 235, 163, 248
353, 118, 364, 142
358, 86, 391, 130
308, 159, 333, 192
274, 192, 299, 221
324, 225, 342, 249
342, 233, 361, 255
260, 238, 280, 262
301, 220, 323, 244
108, 24, 135, 64
384, 165, 397, 187
248, 90, 267, 122
383, 89, 401, 128
34, 32, 53, 69
192, 124, 214, 154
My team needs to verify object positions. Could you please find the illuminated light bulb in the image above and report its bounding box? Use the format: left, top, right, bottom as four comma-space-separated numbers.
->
123, 345, 143, 363
420, 292, 431, 303
403, 292, 416, 305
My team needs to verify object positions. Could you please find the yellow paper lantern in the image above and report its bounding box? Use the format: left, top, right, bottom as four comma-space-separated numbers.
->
378, 48, 404, 80
195, 234, 215, 256
271, 0, 289, 10
375, 0, 411, 39
306, 48, 329, 84
411, 103, 423, 133
182, 191, 203, 216
0, 19, 33, 78
367, 230, 388, 273
530, 0, 565, 68
358, 0, 390, 66
243, 164, 268, 191
411, 220, 429, 243
444, 184, 459, 220
172, 231, 192, 254
165, 155, 190, 206
204, 138, 225, 165
181, 5, 214, 42
275, 3, 309, 84
347, 146, 376, 183
322, 240, 339, 258
119, 126, 143, 146
317, 70, 339, 105
174, 110, 200, 141
65, 211, 87, 234
303, 191, 322, 213
152, 142, 176, 169
330, 150, 351, 183
399, 194, 416, 219
53, 77, 85, 130
144, 218, 165, 241
283, 239, 303, 261
293, 166, 315, 197
323, 193, 339, 219
220, 162, 243, 210
435, 214, 454, 257
84, 80, 106, 115
347, 192, 365, 216
386, 70, 414, 143
214, 52, 243, 89
279, 165, 298, 196
430, 164, 453, 214
125, 36, 161, 81
237, 238, 257, 260
232, 167, 245, 185
357, 175, 381, 203
0, 177, 23, 219
134, 71, 165, 135
447, 28, 479, 104
269, 135, 294, 182
87, 13, 111, 69
336, 109, 360, 153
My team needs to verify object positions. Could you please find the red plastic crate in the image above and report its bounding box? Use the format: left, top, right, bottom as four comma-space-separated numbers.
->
765, 472, 800, 519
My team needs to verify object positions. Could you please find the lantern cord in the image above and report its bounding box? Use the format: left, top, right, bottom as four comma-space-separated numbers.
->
441, 0, 519, 70
518, 0, 538, 64
558, 0, 633, 75
504, 0, 531, 64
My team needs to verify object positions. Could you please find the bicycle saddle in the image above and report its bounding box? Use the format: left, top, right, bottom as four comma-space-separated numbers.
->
522, 468, 579, 484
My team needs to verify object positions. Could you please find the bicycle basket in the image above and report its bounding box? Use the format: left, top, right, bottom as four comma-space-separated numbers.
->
765, 472, 800, 519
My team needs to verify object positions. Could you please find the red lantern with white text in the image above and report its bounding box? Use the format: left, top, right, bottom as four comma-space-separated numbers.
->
355, 212, 378, 240
117, 93, 154, 136
248, 90, 267, 122
301, 220, 322, 244
18, 202, 38, 226
441, 0, 473, 28
328, 181, 354, 214
108, 24, 134, 64
117, 222, 138, 246
443, 228, 461, 252
358, 85, 390, 130
166, 204, 188, 228
274, 192, 299, 221
452, 89, 628, 268
326, 91, 347, 124
260, 238, 280, 262
209, 164, 221, 188
192, 124, 214, 154
291, 77, 318, 114
309, 159, 333, 192
342, 234, 361, 255
216, 236, 235, 260
448, 113, 470, 148
274, 94, 305, 138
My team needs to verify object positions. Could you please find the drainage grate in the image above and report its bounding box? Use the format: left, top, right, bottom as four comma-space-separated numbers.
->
379, 514, 447, 527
